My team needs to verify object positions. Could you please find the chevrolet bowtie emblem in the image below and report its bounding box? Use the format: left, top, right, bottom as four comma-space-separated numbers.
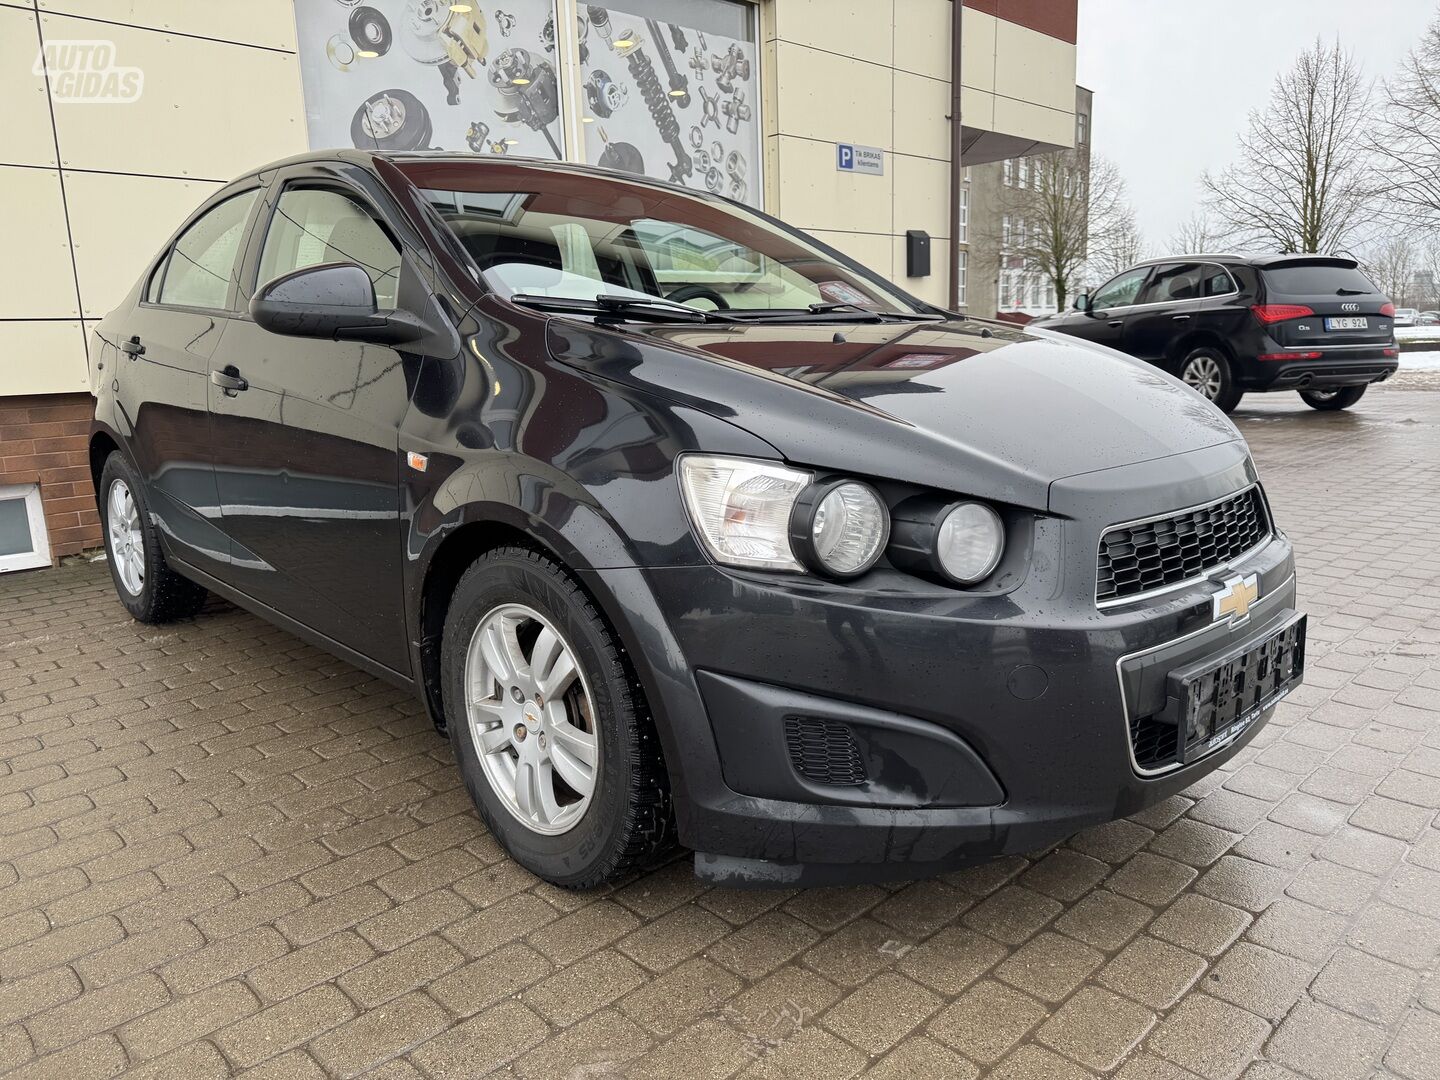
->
1213, 573, 1259, 623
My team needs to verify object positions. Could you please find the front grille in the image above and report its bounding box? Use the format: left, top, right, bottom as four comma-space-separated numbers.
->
784, 716, 867, 786
1098, 487, 1269, 604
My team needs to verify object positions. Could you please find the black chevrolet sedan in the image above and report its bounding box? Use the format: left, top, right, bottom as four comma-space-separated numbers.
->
90, 152, 1304, 888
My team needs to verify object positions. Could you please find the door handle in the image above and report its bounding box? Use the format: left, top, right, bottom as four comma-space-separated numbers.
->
1108, 320, 1123, 328
1173, 314, 1192, 321
121, 335, 145, 358
211, 366, 249, 395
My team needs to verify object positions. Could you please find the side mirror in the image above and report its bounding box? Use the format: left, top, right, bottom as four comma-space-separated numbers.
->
1073, 293, 1091, 312
250, 262, 422, 345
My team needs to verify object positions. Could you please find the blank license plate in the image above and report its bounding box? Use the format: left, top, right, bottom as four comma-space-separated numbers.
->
1166, 614, 1307, 765
1325, 317, 1368, 330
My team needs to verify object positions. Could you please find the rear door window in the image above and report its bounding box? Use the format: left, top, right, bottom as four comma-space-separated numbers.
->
1138, 263, 1205, 304
1201, 265, 1237, 297
1261, 264, 1379, 296
157, 189, 260, 310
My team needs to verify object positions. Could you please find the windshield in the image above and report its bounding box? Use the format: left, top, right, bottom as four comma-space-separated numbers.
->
395, 160, 922, 317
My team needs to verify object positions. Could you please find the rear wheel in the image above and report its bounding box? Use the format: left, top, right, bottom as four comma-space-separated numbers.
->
1300, 385, 1367, 411
1180, 347, 1243, 413
441, 546, 673, 888
99, 453, 208, 623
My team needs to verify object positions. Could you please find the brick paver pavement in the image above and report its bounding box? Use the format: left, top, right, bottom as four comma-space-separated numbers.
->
2, 384, 1438, 1079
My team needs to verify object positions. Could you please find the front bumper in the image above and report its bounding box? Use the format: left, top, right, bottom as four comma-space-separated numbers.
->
583, 445, 1299, 885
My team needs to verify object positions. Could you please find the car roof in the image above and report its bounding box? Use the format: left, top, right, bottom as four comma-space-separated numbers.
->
1132, 252, 1361, 270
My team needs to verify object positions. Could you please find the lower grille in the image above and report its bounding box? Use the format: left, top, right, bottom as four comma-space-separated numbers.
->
1129, 712, 1180, 771
1098, 487, 1269, 604
784, 716, 867, 786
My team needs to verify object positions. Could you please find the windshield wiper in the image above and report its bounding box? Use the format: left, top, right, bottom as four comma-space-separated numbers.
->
509, 293, 727, 323
1335, 288, 1368, 296
725, 302, 943, 324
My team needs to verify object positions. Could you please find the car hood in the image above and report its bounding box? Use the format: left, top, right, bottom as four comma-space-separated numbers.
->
544, 314, 1243, 512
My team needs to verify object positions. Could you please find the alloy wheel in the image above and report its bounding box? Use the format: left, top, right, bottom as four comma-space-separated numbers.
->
1183, 355, 1223, 400
107, 479, 145, 596
462, 603, 599, 835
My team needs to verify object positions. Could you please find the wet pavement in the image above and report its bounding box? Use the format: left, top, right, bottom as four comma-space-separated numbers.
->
1, 380, 1438, 1079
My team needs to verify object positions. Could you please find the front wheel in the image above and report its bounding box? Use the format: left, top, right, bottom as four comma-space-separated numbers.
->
98, 453, 207, 623
1300, 385, 1367, 411
441, 546, 673, 888
1180, 347, 1243, 413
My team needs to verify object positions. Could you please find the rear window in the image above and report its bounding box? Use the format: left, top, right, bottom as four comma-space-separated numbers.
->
1261, 263, 1379, 296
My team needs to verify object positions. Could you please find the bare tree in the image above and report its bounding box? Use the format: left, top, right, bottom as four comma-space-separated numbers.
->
1203, 38, 1377, 253
1087, 179, 1146, 283
1374, 10, 1440, 230
1167, 213, 1228, 256
979, 151, 1132, 310
1361, 233, 1416, 305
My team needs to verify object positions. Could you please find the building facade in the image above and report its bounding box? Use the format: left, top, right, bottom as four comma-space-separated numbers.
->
0, 0, 1078, 570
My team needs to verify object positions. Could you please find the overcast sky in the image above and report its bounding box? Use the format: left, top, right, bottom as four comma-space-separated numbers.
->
1076, 0, 1427, 251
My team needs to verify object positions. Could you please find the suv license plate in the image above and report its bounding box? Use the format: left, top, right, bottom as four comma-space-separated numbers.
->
1166, 614, 1307, 766
1325, 317, 1368, 330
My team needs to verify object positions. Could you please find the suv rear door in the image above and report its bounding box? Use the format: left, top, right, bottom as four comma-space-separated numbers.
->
1256, 259, 1394, 350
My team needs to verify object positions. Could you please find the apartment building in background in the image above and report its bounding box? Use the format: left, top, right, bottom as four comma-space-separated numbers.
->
0, 0, 1079, 570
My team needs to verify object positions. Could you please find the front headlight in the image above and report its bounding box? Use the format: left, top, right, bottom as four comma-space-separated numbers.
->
678, 455, 810, 571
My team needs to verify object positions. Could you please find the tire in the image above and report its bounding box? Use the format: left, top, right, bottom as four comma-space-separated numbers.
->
1179, 347, 1243, 413
98, 452, 208, 624
1300, 385, 1367, 411
441, 546, 673, 888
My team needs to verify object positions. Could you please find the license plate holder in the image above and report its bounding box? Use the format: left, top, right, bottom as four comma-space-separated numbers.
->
1164, 613, 1307, 765
1325, 317, 1368, 331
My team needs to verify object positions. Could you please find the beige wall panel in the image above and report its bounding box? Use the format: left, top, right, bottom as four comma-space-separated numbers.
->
891, 235, 948, 306
962, 85, 996, 139
891, 153, 950, 241
894, 0, 951, 83
772, 42, 893, 148
808, 229, 894, 282
42, 14, 306, 178
773, 0, 893, 69
1, 7, 58, 168
0, 321, 88, 396
0, 166, 78, 320
992, 96, 1074, 149
37, 0, 297, 51
774, 135, 892, 235
993, 20, 1076, 117
64, 170, 222, 318
959, 9, 998, 92
892, 70, 948, 161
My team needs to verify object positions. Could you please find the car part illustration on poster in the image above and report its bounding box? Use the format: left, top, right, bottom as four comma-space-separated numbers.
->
580, 4, 760, 206
295, 0, 565, 160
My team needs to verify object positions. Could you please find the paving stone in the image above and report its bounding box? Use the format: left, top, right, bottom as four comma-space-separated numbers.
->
1310, 947, 1419, 1024
1146, 994, 1271, 1078
928, 980, 1047, 1064
1097, 937, 1208, 1010
1266, 1000, 1388, 1080
1150, 893, 1252, 957
1036, 985, 1156, 1071
994, 931, 1105, 1003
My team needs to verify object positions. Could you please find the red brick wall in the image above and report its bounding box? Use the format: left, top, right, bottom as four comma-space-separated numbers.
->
0, 394, 101, 561
964, 0, 1079, 44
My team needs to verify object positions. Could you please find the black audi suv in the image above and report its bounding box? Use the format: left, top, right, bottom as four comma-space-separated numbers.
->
1032, 254, 1399, 412
89, 152, 1304, 887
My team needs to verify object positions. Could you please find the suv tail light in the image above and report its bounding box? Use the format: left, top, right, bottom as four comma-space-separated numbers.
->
1380, 302, 1396, 317
1258, 351, 1323, 361
1251, 304, 1315, 324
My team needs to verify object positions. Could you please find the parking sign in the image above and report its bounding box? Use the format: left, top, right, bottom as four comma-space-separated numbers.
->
835, 142, 884, 175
